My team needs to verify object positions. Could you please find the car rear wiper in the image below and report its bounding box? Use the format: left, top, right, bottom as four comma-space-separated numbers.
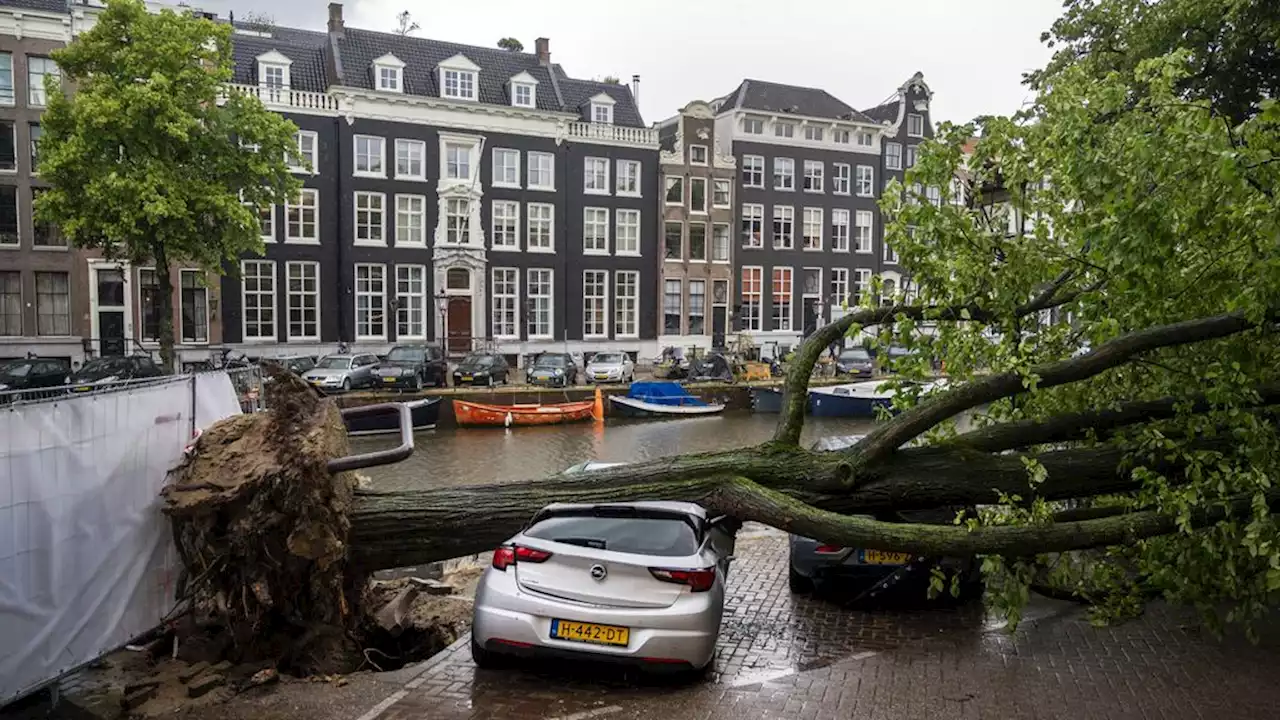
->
551, 537, 607, 549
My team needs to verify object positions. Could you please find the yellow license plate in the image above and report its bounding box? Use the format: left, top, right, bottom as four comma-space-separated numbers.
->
74, 386, 91, 392
461, 375, 472, 381
551, 619, 630, 646
863, 550, 912, 565
383, 377, 396, 382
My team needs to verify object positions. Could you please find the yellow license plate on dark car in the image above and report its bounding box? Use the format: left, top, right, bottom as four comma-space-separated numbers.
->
863, 550, 912, 565
383, 377, 396, 382
461, 375, 472, 381
551, 619, 629, 646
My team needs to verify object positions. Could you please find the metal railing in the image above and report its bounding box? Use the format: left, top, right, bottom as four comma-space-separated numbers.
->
0, 366, 265, 415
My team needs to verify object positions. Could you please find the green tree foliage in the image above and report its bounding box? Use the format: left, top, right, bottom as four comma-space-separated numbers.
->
497, 37, 523, 52
36, 0, 301, 368
602, 75, 621, 85
875, 0, 1280, 630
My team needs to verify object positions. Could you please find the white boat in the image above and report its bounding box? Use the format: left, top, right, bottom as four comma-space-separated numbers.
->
808, 380, 941, 418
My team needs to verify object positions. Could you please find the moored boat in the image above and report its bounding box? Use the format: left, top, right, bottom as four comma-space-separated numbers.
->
807, 380, 940, 418
453, 398, 596, 427
750, 387, 784, 413
344, 397, 442, 436
609, 381, 726, 419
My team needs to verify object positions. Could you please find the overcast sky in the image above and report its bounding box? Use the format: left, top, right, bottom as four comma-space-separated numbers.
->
198, 0, 1064, 126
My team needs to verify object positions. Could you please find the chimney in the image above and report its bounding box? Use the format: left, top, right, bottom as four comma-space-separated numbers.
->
328, 3, 344, 35
631, 74, 640, 104
535, 37, 550, 66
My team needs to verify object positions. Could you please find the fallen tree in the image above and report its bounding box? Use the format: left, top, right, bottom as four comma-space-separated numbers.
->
159, 0, 1280, 672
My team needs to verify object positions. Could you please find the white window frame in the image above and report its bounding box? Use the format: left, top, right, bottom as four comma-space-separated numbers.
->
855, 210, 874, 254
395, 139, 426, 181
856, 130, 873, 147
527, 202, 554, 253
584, 157, 610, 195
906, 145, 917, 168
583, 269, 609, 339
833, 129, 850, 144
27, 56, 59, 107
665, 176, 684, 206
803, 160, 824, 193
663, 278, 682, 335
614, 270, 639, 339
491, 267, 520, 340
774, 121, 795, 138
856, 165, 875, 197
439, 133, 481, 184
689, 222, 708, 263
772, 267, 794, 332
886, 142, 903, 171
395, 194, 426, 247
241, 259, 276, 342
441, 68, 478, 101
741, 266, 763, 332
687, 279, 706, 336
285, 261, 320, 341
354, 263, 387, 341
830, 267, 849, 306
444, 198, 472, 245
512, 82, 535, 108
741, 203, 764, 248
831, 209, 850, 252
713, 179, 731, 209
583, 207, 610, 255
396, 264, 428, 340
491, 200, 520, 251
832, 163, 851, 195
854, 268, 871, 304
712, 223, 730, 263
290, 130, 317, 173
743, 117, 764, 134
884, 241, 899, 264
689, 145, 709, 166
616, 160, 642, 197
256, 201, 275, 243
179, 269, 209, 344
492, 148, 521, 188
528, 151, 555, 191
527, 268, 554, 339
592, 102, 614, 125
353, 135, 386, 178
742, 155, 765, 188
773, 205, 794, 250
804, 125, 824, 142
286, 188, 319, 244
0, 53, 13, 108
615, 209, 640, 256
353, 191, 386, 246
774, 158, 795, 191
802, 207, 823, 251
689, 177, 708, 214
907, 113, 925, 138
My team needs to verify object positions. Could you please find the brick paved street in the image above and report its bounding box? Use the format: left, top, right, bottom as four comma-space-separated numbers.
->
368, 527, 1280, 720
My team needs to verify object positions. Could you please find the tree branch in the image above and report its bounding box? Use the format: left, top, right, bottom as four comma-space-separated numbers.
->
853, 310, 1276, 464
945, 383, 1280, 453
712, 477, 1280, 557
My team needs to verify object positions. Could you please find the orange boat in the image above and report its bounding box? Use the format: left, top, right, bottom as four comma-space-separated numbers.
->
452, 399, 597, 427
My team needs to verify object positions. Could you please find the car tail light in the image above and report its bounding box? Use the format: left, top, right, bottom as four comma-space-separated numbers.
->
814, 544, 846, 554
492, 545, 552, 570
649, 567, 716, 592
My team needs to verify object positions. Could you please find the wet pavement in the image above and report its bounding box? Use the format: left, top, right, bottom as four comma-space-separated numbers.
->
363, 527, 1280, 720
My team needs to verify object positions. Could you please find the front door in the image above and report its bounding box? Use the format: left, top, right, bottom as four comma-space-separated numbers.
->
712, 280, 729, 348
447, 297, 471, 356
95, 267, 127, 356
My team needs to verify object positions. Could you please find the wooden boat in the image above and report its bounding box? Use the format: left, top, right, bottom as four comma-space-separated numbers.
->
453, 398, 596, 427
344, 397, 442, 436
807, 380, 941, 418
750, 387, 784, 413
609, 381, 725, 419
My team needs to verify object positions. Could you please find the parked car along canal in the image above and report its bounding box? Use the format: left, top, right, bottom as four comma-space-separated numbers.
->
68, 355, 166, 392
526, 352, 579, 387
0, 357, 70, 397
302, 353, 380, 392
585, 352, 635, 384
453, 353, 511, 387
377, 345, 448, 389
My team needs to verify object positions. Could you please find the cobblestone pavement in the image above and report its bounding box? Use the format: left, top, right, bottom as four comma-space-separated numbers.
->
370, 527, 1280, 720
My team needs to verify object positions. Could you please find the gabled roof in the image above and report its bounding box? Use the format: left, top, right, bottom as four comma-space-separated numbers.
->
861, 101, 899, 124
0, 0, 69, 13
716, 79, 873, 123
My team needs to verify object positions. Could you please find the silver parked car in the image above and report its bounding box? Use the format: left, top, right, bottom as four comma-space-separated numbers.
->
585, 352, 635, 384
472, 498, 737, 672
302, 353, 380, 392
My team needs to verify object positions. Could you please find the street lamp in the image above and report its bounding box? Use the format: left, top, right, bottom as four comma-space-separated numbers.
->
435, 291, 449, 355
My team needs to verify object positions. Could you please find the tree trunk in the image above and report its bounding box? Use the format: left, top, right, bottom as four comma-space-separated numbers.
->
153, 242, 176, 372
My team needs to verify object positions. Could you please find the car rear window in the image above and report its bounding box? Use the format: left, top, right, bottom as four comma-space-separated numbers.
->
525, 515, 701, 557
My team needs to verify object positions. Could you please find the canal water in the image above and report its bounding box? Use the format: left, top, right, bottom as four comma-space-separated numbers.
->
353, 412, 878, 491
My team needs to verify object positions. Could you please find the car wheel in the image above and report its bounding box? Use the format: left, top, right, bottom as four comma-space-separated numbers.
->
470, 637, 500, 670
412, 374, 422, 391
788, 567, 814, 594
486, 375, 494, 388
341, 378, 351, 392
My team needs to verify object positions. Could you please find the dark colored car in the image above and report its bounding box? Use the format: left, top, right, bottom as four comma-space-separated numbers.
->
452, 353, 510, 387
68, 355, 166, 392
376, 345, 447, 389
835, 348, 874, 378
525, 352, 578, 387
788, 435, 981, 603
280, 355, 317, 375
0, 357, 71, 400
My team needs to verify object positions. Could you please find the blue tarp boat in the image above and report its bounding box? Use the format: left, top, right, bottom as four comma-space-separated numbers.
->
609, 381, 726, 418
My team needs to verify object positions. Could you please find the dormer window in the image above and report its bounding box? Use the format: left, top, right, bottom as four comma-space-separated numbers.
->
438, 54, 480, 102
373, 53, 405, 93
255, 50, 292, 102
587, 92, 616, 125
507, 71, 539, 108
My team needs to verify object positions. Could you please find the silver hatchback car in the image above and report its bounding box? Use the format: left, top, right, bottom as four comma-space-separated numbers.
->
471, 500, 736, 672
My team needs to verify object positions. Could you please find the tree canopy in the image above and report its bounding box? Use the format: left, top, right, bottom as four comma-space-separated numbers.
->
497, 37, 523, 52
36, 0, 301, 367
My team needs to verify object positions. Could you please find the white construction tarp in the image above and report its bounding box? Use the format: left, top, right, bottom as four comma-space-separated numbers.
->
0, 373, 242, 703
